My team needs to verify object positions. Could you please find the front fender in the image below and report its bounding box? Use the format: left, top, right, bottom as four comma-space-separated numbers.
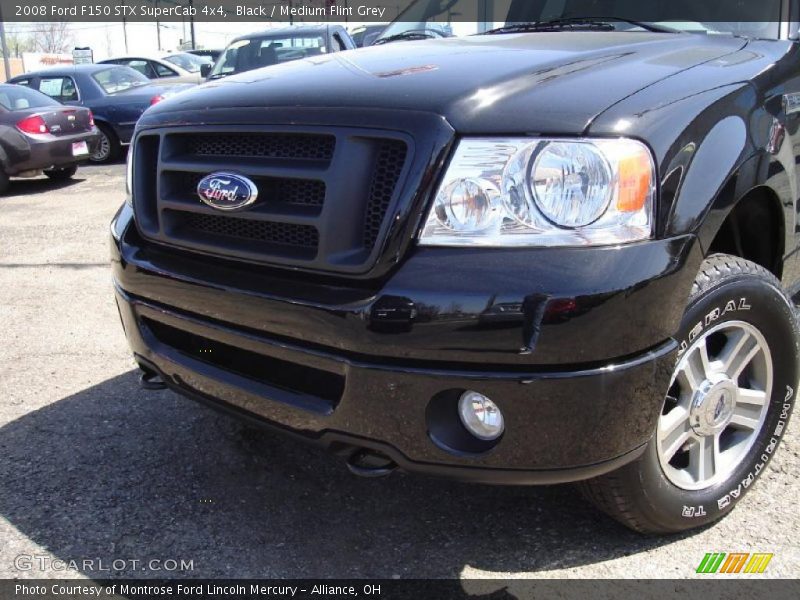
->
588, 41, 797, 265
591, 83, 757, 237
591, 87, 793, 263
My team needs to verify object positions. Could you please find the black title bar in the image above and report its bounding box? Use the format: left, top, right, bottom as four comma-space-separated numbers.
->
0, 0, 790, 23
3, 579, 800, 600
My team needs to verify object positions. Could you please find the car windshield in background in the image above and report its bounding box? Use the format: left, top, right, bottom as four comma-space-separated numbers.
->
378, 0, 782, 41
0, 85, 60, 110
164, 53, 205, 73
92, 67, 151, 94
209, 35, 328, 79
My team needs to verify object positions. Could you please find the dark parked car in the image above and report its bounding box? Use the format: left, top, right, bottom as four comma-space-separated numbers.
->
204, 24, 356, 80
0, 84, 98, 194
9, 65, 192, 163
372, 23, 453, 45
349, 24, 387, 47
114, 1, 800, 535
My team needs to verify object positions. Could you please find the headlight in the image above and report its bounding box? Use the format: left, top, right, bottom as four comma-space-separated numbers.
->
419, 137, 655, 247
125, 144, 134, 206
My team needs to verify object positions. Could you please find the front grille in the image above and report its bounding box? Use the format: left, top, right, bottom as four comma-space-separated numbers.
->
183, 132, 336, 161
181, 213, 319, 249
133, 126, 415, 274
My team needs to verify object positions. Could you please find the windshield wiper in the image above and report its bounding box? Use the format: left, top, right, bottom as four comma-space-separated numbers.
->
373, 29, 442, 45
486, 17, 677, 35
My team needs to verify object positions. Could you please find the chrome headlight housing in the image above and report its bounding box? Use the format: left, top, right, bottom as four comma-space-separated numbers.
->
419, 137, 655, 247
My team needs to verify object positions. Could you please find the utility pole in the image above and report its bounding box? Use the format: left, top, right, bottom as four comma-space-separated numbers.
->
189, 0, 196, 49
155, 0, 162, 50
118, 1, 129, 52
0, 4, 11, 82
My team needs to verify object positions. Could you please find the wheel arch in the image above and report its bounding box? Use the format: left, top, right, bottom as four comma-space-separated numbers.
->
92, 117, 120, 139
704, 185, 785, 279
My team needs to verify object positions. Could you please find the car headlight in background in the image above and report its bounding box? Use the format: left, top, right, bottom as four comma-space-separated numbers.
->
419, 137, 655, 247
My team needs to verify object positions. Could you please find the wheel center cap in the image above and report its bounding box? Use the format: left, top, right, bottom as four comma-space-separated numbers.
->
690, 373, 737, 437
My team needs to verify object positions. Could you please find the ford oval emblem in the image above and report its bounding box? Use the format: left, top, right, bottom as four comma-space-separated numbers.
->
197, 172, 258, 211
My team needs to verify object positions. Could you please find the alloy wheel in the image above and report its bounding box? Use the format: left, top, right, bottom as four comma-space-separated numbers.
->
91, 131, 111, 162
657, 320, 772, 490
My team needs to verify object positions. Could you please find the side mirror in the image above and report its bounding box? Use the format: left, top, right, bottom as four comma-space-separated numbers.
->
200, 63, 212, 78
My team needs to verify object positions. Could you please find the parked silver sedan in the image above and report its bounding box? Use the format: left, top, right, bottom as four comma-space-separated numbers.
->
97, 53, 204, 84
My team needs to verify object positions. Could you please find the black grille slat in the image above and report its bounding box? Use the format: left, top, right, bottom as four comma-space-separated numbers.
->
364, 140, 408, 249
184, 133, 335, 161
143, 317, 344, 411
181, 213, 319, 249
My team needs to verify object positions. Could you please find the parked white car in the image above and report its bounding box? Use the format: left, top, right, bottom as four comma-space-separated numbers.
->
97, 53, 204, 84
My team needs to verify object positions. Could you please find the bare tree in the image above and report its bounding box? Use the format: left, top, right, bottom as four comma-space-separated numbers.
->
3, 32, 35, 58
32, 23, 72, 54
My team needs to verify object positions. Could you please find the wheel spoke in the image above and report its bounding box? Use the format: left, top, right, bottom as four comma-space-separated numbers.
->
720, 330, 759, 378
690, 435, 718, 483
677, 356, 703, 391
697, 337, 713, 380
737, 387, 767, 407
729, 405, 761, 431
659, 408, 692, 461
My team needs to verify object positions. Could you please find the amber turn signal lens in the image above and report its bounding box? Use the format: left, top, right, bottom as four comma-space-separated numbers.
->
617, 148, 652, 212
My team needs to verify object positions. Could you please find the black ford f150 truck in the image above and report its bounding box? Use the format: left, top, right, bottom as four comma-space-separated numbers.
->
112, 1, 800, 533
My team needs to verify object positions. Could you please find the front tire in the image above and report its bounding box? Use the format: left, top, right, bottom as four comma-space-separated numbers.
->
580, 254, 798, 533
44, 165, 78, 180
0, 169, 8, 195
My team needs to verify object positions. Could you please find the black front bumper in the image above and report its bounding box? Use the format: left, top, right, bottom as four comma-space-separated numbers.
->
111, 205, 703, 484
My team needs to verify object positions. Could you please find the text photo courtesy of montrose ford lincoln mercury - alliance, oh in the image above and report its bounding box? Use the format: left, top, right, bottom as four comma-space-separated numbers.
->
109, 0, 800, 537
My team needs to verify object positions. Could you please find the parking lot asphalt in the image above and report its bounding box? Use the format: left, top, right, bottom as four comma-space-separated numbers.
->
0, 162, 798, 581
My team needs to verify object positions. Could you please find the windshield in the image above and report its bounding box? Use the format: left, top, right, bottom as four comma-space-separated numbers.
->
164, 52, 204, 73
0, 85, 60, 110
210, 33, 329, 79
377, 0, 783, 41
92, 67, 151, 94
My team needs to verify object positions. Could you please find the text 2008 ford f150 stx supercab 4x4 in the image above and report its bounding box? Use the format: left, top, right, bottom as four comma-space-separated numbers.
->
112, 1, 800, 533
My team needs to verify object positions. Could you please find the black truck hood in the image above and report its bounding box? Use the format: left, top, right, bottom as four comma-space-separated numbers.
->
151, 32, 747, 134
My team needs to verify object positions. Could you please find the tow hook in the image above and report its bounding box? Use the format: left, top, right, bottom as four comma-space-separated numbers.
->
345, 448, 397, 478
139, 366, 167, 391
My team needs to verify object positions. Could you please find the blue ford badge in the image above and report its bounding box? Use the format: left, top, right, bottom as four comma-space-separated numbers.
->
197, 172, 258, 211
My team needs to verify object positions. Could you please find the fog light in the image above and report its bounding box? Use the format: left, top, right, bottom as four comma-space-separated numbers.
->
458, 391, 504, 441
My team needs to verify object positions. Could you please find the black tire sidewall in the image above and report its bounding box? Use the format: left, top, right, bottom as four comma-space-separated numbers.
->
634, 273, 798, 532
